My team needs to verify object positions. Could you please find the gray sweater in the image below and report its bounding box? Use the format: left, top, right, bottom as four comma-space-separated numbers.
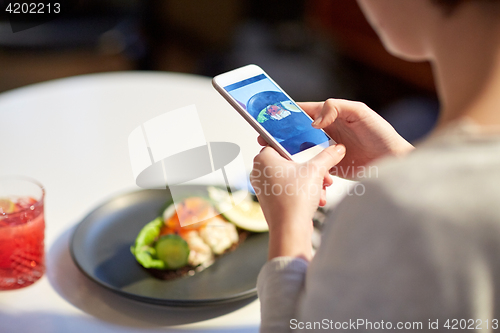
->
257, 122, 500, 332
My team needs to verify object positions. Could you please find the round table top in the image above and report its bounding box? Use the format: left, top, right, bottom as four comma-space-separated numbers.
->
0, 71, 264, 333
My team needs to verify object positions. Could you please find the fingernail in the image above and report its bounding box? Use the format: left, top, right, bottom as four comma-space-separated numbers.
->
336, 144, 345, 155
312, 116, 322, 127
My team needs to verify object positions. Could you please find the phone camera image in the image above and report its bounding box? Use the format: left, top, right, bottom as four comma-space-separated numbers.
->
224, 73, 330, 155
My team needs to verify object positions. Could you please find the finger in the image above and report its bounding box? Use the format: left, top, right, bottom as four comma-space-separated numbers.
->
319, 187, 327, 207
259, 145, 283, 159
311, 99, 340, 129
323, 173, 333, 187
257, 135, 268, 146
254, 146, 287, 166
297, 102, 324, 120
312, 99, 370, 129
310, 144, 346, 172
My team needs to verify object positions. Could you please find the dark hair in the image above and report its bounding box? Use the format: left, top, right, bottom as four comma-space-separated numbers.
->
432, 0, 499, 13
432, 0, 463, 5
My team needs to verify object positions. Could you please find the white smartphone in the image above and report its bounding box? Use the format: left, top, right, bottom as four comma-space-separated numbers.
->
212, 64, 335, 163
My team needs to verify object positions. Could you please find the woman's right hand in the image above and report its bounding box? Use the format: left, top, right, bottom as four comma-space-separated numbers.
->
258, 99, 415, 179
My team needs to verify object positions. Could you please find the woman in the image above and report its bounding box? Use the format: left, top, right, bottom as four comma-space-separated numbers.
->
252, 0, 500, 331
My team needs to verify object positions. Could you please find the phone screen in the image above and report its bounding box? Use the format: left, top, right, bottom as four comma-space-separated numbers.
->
224, 74, 331, 155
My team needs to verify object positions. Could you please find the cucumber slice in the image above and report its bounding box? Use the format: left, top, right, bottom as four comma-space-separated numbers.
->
155, 234, 190, 269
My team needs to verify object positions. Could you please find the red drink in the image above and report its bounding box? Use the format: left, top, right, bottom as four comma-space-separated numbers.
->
0, 178, 45, 290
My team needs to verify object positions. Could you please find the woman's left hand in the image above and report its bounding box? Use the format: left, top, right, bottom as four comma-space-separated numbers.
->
250, 144, 346, 261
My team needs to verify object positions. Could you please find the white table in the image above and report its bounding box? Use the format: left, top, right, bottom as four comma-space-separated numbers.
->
0, 71, 267, 333
0, 71, 352, 333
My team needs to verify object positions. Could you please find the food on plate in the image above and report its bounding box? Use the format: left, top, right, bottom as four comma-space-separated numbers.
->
155, 234, 190, 269
130, 187, 268, 280
208, 187, 268, 232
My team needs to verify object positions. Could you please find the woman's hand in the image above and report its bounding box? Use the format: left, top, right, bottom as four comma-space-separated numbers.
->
250, 144, 346, 261
257, 99, 414, 179
252, 98, 413, 260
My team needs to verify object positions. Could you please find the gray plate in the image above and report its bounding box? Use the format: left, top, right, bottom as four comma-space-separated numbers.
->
70, 186, 269, 306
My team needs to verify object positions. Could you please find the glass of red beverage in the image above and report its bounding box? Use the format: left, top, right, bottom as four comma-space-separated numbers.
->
0, 177, 45, 290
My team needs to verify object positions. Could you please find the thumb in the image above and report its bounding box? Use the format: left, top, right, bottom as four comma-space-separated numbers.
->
311, 99, 339, 129
310, 144, 346, 171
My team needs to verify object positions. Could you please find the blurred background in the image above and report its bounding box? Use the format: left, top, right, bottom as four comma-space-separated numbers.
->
0, 0, 439, 143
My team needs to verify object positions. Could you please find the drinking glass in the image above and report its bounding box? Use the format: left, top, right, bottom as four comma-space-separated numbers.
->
0, 177, 45, 290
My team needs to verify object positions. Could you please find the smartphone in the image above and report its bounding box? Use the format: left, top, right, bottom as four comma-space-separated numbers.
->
212, 64, 335, 163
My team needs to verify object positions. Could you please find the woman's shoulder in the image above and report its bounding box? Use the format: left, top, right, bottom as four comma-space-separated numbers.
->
308, 139, 500, 323
330, 124, 500, 233
365, 124, 500, 209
